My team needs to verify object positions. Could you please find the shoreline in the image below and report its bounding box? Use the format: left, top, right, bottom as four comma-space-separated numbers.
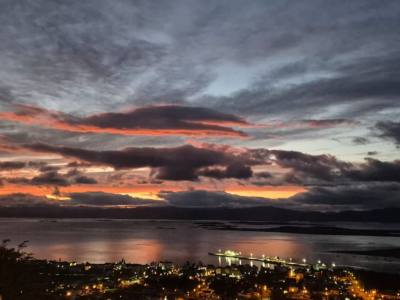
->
331, 248, 400, 259
198, 224, 400, 237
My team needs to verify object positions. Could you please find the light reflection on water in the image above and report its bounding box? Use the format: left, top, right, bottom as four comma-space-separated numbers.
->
1, 218, 400, 273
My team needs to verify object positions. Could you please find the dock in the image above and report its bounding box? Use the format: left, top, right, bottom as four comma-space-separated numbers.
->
209, 250, 317, 268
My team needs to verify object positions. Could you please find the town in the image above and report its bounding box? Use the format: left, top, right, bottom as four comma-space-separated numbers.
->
1, 243, 399, 300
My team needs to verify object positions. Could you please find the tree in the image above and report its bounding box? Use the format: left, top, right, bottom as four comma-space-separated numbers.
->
0, 239, 33, 298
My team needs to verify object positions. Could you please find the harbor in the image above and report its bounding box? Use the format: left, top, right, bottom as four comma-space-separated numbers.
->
209, 250, 335, 269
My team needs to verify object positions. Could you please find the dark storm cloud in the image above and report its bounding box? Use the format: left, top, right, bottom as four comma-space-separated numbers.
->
30, 171, 70, 187
4, 168, 98, 187
292, 183, 400, 210
259, 150, 400, 186
0, 193, 53, 207
0, 161, 26, 170
367, 151, 378, 156
39, 165, 60, 173
343, 158, 400, 182
0, 160, 47, 170
27, 143, 230, 168
74, 176, 97, 185
267, 150, 400, 184
80, 105, 249, 136
154, 166, 199, 181
68, 192, 159, 206
164, 190, 277, 208
0, 192, 159, 208
1, 185, 398, 210
25, 143, 258, 181
198, 163, 253, 179
352, 137, 370, 145
67, 161, 93, 168
164, 182, 400, 210
255, 171, 273, 179
267, 150, 351, 182
0, 104, 249, 137
22, 141, 400, 184
376, 121, 400, 146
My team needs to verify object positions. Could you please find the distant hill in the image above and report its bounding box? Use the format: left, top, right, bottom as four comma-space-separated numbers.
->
0, 206, 399, 223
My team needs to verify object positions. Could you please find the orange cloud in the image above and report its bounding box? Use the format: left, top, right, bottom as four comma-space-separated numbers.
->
225, 185, 306, 199
0, 104, 251, 137
0, 183, 306, 201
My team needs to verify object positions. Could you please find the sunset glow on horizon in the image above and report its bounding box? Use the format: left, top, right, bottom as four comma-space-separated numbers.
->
0, 0, 399, 212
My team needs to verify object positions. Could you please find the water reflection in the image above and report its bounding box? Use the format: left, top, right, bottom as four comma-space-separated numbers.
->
0, 219, 400, 272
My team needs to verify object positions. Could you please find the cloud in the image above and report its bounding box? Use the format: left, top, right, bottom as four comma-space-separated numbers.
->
264, 119, 359, 129
343, 158, 400, 182
198, 163, 253, 179
1, 184, 399, 211
292, 183, 400, 210
1, 0, 398, 119
0, 191, 161, 208
74, 176, 98, 184
25, 143, 257, 181
255, 171, 273, 178
0, 160, 45, 170
39, 165, 61, 172
68, 192, 160, 207
3, 168, 98, 187
255, 150, 400, 184
0, 193, 53, 207
0, 161, 26, 170
206, 53, 400, 122
267, 149, 350, 182
0, 104, 250, 137
164, 182, 400, 210
21, 141, 400, 184
153, 166, 199, 181
5, 173, 69, 188
352, 137, 370, 145
164, 190, 277, 208
0, 1, 398, 150
30, 171, 70, 186
0, 1, 399, 214
376, 121, 400, 146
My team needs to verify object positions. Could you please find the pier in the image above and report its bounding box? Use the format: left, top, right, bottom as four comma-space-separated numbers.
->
209, 250, 331, 269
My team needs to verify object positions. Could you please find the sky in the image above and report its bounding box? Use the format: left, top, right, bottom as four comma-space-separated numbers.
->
0, 0, 400, 212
